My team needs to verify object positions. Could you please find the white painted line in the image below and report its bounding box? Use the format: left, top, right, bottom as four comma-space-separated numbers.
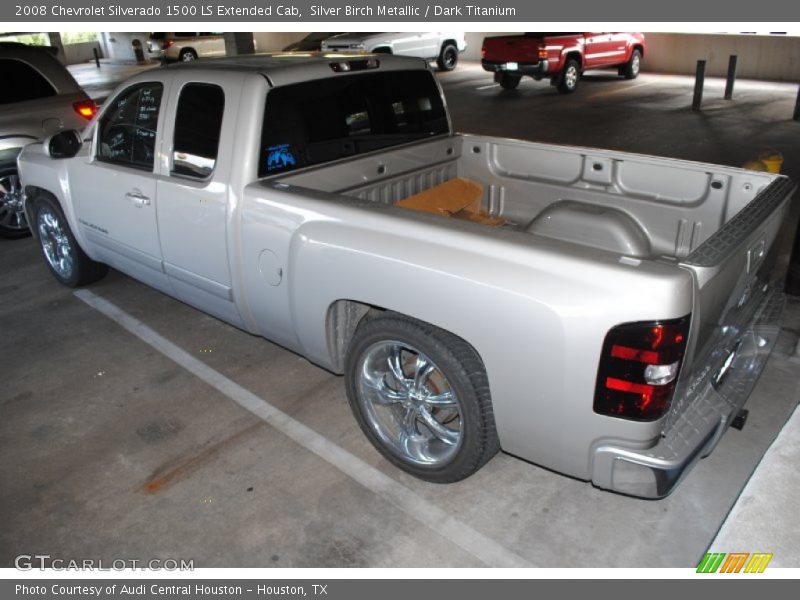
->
476, 84, 500, 90
74, 289, 532, 569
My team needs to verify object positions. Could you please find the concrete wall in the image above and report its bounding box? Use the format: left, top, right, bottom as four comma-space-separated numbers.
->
461, 32, 800, 81
99, 32, 151, 62
63, 41, 102, 65
643, 33, 800, 81
252, 32, 308, 53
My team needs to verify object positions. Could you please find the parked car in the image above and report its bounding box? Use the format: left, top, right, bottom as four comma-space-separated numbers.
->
0, 42, 96, 238
18, 54, 794, 498
283, 32, 344, 52
147, 33, 225, 62
321, 32, 467, 71
482, 32, 646, 92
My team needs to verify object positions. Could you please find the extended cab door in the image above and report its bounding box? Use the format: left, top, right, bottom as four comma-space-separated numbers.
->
154, 72, 244, 327
582, 32, 616, 68
68, 80, 170, 291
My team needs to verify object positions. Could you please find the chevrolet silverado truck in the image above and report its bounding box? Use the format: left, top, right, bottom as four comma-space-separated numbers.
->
17, 54, 795, 498
321, 32, 466, 71
482, 32, 646, 92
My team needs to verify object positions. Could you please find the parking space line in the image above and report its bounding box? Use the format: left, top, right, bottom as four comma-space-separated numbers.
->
586, 80, 657, 100
476, 83, 499, 90
74, 289, 532, 568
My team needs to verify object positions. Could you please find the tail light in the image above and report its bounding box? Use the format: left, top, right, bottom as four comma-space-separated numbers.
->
164, 39, 175, 49
538, 47, 548, 60
73, 99, 98, 120
480, 46, 486, 58
594, 316, 690, 421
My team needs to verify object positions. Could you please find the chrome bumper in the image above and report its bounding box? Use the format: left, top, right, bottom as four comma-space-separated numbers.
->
591, 286, 784, 498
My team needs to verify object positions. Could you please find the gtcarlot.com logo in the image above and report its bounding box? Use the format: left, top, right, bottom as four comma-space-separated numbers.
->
696, 552, 773, 573
14, 554, 194, 571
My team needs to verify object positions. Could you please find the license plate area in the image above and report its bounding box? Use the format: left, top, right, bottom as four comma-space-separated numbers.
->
504, 62, 519, 71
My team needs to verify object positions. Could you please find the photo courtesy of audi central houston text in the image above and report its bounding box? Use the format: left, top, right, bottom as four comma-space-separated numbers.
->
2, 22, 800, 572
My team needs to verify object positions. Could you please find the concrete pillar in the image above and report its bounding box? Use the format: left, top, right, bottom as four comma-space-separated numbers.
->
47, 32, 66, 64
223, 33, 255, 57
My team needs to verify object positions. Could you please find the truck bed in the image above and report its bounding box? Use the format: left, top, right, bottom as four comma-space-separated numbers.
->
273, 134, 780, 261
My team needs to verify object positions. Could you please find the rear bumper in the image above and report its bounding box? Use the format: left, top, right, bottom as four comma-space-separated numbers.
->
591, 285, 784, 498
482, 59, 549, 78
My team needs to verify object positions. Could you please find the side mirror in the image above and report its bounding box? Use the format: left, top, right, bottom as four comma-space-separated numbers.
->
43, 129, 83, 159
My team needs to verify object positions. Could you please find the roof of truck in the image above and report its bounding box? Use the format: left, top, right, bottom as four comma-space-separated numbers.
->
163, 52, 430, 83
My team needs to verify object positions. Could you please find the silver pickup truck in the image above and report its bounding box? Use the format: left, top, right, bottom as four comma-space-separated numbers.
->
17, 54, 795, 498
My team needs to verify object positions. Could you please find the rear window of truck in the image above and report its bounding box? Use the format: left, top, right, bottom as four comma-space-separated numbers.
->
259, 69, 449, 177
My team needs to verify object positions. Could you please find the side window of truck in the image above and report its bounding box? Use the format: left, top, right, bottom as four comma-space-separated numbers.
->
97, 82, 163, 171
171, 83, 225, 179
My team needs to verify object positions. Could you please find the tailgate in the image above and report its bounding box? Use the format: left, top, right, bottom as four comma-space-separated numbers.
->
483, 35, 543, 62
670, 176, 795, 419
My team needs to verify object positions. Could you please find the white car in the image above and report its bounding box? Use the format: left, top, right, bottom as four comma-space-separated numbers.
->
151, 33, 226, 62
0, 42, 96, 238
321, 32, 467, 71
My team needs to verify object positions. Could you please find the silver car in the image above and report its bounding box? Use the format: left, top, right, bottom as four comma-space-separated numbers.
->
0, 42, 96, 238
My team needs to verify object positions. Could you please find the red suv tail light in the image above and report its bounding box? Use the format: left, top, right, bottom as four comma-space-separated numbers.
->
73, 100, 98, 120
164, 39, 175, 49
480, 46, 486, 58
594, 316, 690, 421
538, 47, 548, 60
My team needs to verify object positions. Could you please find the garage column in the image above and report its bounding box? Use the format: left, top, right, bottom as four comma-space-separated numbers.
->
47, 32, 67, 64
224, 33, 256, 57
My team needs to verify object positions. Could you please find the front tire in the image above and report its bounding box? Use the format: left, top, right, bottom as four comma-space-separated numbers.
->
345, 314, 500, 483
436, 44, 459, 71
33, 194, 107, 287
0, 168, 31, 239
622, 49, 641, 79
557, 59, 580, 93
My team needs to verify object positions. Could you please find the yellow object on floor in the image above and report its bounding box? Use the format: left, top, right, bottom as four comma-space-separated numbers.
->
395, 178, 505, 227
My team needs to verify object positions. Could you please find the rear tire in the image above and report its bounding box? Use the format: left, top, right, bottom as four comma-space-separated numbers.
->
33, 194, 107, 287
345, 314, 500, 483
622, 49, 641, 79
498, 73, 521, 90
0, 168, 31, 239
436, 44, 459, 71
557, 59, 580, 93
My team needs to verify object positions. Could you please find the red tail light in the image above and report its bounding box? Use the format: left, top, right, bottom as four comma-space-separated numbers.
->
164, 39, 175, 49
538, 47, 548, 60
594, 316, 690, 421
481, 46, 486, 58
73, 99, 98, 120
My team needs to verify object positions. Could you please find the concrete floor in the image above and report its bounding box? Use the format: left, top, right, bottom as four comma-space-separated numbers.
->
2, 60, 799, 568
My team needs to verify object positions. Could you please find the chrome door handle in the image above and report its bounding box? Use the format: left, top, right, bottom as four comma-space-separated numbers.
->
125, 189, 151, 207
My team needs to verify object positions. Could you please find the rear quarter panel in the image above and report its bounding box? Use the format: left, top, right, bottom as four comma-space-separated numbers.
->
240, 183, 695, 480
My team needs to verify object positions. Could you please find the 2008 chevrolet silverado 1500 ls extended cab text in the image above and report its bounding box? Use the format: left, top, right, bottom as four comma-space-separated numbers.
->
482, 32, 645, 92
17, 54, 796, 498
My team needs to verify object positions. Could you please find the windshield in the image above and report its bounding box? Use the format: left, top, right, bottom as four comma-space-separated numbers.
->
259, 69, 449, 177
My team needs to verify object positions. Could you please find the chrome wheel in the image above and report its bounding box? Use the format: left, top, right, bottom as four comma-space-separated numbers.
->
564, 65, 578, 90
180, 52, 196, 62
37, 206, 73, 279
357, 340, 462, 467
0, 172, 28, 232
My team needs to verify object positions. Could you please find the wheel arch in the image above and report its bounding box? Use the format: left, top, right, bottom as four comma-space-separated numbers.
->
324, 299, 488, 379
564, 50, 583, 68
